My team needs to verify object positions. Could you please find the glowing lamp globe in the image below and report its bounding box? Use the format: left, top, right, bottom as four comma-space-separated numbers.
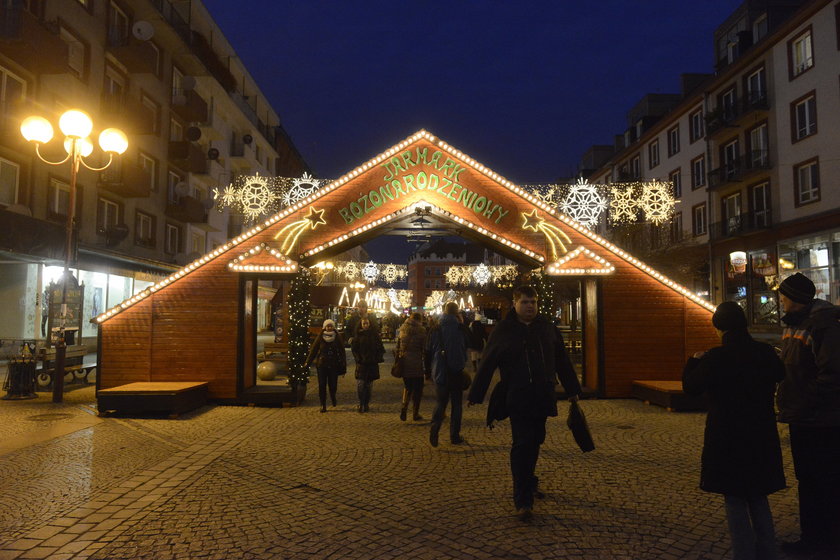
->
64, 136, 94, 157
58, 109, 93, 139
20, 116, 54, 144
98, 128, 128, 154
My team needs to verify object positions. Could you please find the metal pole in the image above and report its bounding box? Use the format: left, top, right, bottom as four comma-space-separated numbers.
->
53, 141, 79, 403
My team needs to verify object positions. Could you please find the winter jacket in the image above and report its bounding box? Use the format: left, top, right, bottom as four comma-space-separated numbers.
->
426, 313, 468, 389
777, 299, 840, 426
397, 318, 427, 379
351, 327, 384, 381
305, 332, 346, 375
469, 310, 582, 418
683, 328, 786, 498
468, 320, 487, 351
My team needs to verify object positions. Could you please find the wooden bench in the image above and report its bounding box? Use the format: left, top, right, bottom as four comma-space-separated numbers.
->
97, 382, 209, 418
35, 346, 97, 387
632, 380, 707, 412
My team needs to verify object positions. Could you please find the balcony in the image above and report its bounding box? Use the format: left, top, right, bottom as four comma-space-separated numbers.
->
171, 89, 208, 123
0, 207, 65, 260
705, 106, 740, 138
98, 160, 152, 198
189, 31, 237, 92
709, 212, 772, 241
106, 32, 159, 75
708, 151, 771, 189
196, 111, 223, 141
0, 8, 68, 73
168, 141, 207, 174
165, 195, 207, 224
742, 90, 769, 114
100, 93, 155, 135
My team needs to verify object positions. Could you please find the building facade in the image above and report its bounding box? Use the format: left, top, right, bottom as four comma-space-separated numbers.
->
585, 0, 839, 335
0, 0, 307, 345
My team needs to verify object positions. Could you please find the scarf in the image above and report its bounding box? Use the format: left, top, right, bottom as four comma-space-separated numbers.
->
322, 331, 336, 342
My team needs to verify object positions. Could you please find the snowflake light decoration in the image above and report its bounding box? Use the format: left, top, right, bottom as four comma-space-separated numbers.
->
559, 178, 607, 229
381, 264, 399, 285
362, 261, 379, 284
281, 172, 322, 207
640, 180, 675, 225
213, 173, 281, 222
445, 266, 466, 286
609, 185, 638, 224
342, 261, 359, 281
472, 263, 492, 286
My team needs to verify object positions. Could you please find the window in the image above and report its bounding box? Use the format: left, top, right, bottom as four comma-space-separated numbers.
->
667, 125, 680, 156
789, 27, 814, 78
630, 154, 640, 179
48, 179, 70, 219
165, 223, 180, 254
648, 140, 659, 168
791, 92, 817, 141
753, 14, 768, 43
97, 198, 120, 232
141, 95, 159, 134
722, 139, 740, 180
135, 211, 155, 247
169, 118, 183, 141
747, 123, 769, 168
0, 64, 25, 115
721, 87, 737, 120
752, 182, 771, 228
0, 157, 20, 206
60, 26, 86, 79
139, 152, 157, 192
671, 212, 683, 243
722, 192, 742, 235
171, 66, 184, 102
745, 67, 766, 107
107, 1, 130, 46
794, 159, 820, 206
167, 171, 182, 203
103, 64, 125, 101
190, 231, 205, 254
689, 109, 704, 143
691, 155, 706, 189
424, 279, 431, 289
434, 279, 441, 289
148, 42, 161, 76
692, 204, 707, 236
669, 168, 681, 199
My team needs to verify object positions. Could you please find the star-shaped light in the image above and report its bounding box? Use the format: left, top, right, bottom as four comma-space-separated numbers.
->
304, 207, 326, 229
521, 209, 545, 232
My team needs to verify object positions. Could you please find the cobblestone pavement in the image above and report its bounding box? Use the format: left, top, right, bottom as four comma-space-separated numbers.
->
0, 347, 807, 559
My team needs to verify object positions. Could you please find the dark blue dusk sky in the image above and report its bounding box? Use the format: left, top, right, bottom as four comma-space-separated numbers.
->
202, 0, 742, 183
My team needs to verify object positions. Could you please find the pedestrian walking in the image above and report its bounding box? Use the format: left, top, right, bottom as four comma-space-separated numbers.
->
426, 301, 469, 446
683, 301, 785, 560
351, 317, 384, 413
774, 272, 840, 556
397, 312, 428, 422
305, 319, 347, 413
468, 285, 582, 522
468, 314, 487, 372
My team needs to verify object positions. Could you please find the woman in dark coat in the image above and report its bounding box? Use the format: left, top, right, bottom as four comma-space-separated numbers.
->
305, 319, 346, 413
467, 314, 487, 372
683, 301, 785, 560
351, 317, 384, 413
397, 312, 427, 422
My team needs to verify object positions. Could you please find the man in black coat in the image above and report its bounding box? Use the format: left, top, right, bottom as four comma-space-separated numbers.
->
468, 285, 582, 521
775, 272, 840, 555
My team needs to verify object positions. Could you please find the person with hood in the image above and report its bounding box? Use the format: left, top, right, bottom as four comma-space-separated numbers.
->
305, 319, 346, 413
775, 272, 840, 556
468, 285, 582, 521
426, 301, 469, 446
351, 317, 384, 413
397, 312, 428, 422
683, 301, 785, 560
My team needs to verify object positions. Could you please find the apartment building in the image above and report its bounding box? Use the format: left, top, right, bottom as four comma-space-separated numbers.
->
0, 0, 308, 344
585, 0, 839, 333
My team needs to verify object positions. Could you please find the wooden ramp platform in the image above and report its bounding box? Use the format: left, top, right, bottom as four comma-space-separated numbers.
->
631, 380, 707, 412
97, 382, 209, 417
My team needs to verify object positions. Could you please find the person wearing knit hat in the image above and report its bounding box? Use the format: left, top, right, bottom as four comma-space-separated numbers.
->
776, 272, 840, 555
305, 318, 346, 412
683, 301, 786, 558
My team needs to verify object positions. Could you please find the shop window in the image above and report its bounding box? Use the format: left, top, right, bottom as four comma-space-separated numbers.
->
749, 250, 779, 325
667, 125, 680, 157
0, 156, 20, 206
794, 159, 820, 206
669, 168, 681, 198
689, 109, 704, 143
789, 27, 814, 78
778, 235, 831, 302
78, 270, 107, 338
106, 274, 133, 309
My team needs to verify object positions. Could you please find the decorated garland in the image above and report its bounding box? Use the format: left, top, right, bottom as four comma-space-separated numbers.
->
287, 269, 312, 388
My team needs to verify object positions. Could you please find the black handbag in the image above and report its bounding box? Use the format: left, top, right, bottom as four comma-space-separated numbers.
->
390, 356, 404, 378
566, 400, 595, 452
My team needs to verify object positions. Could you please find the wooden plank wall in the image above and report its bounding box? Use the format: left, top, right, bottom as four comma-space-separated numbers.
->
599, 259, 719, 397
99, 304, 153, 388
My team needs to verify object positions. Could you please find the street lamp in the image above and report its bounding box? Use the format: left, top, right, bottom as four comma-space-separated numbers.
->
21, 109, 127, 403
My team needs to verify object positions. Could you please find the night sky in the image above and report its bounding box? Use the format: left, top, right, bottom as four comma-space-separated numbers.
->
201, 0, 743, 260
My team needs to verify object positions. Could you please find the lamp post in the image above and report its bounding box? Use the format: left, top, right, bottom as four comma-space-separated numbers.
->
21, 110, 128, 403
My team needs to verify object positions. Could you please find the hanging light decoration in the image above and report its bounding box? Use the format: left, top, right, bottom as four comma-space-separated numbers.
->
609, 185, 638, 224
281, 172, 322, 207
472, 263, 492, 286
640, 179, 675, 225
559, 178, 607, 229
362, 261, 379, 284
